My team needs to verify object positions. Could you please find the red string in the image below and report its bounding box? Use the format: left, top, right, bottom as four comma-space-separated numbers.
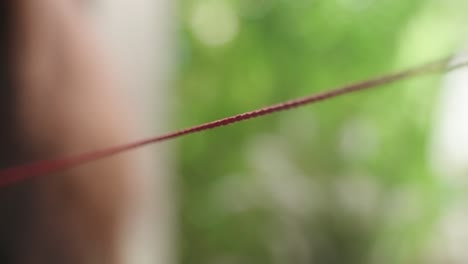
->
0, 56, 464, 187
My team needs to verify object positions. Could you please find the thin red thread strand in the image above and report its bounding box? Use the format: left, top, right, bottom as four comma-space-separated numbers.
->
0, 56, 465, 187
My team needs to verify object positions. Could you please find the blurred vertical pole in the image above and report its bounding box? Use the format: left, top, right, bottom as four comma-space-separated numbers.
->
93, 1, 174, 264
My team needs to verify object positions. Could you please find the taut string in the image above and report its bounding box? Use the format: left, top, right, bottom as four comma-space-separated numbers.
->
0, 55, 467, 187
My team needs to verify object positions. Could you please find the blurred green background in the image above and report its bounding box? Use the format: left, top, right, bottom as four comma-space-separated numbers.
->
174, 0, 468, 263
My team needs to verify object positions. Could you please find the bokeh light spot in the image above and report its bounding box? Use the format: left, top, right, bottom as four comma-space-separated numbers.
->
190, 0, 240, 47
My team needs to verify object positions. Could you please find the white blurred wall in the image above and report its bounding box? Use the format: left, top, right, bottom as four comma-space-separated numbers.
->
91, 1, 174, 264
430, 53, 468, 181
428, 52, 468, 264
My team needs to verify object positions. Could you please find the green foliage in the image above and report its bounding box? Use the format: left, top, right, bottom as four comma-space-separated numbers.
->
175, 0, 466, 263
